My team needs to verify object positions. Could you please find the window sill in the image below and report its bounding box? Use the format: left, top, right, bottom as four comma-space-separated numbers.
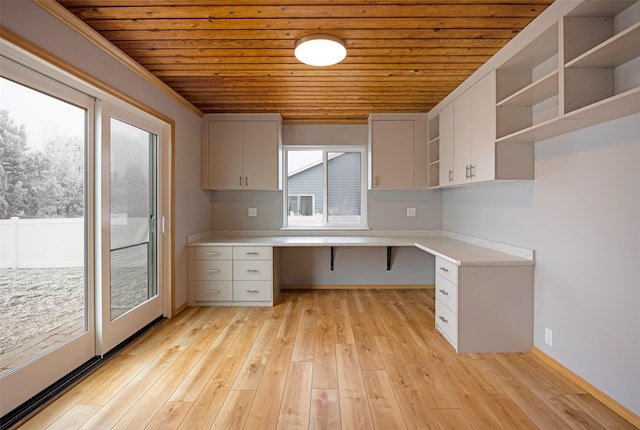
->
280, 226, 371, 231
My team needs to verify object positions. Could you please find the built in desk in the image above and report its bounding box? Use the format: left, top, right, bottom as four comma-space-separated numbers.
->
187, 231, 535, 352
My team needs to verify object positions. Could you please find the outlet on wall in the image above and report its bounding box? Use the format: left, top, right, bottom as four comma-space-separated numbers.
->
248, 207, 257, 217
545, 328, 553, 346
406, 208, 416, 217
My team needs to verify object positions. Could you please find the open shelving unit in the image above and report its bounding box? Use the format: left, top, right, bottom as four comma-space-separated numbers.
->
495, 23, 561, 143
495, 0, 640, 144
563, 1, 640, 120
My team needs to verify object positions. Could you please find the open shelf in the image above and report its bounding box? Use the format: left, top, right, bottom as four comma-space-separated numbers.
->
564, 2, 640, 115
497, 70, 558, 107
495, 116, 599, 144
566, 21, 640, 68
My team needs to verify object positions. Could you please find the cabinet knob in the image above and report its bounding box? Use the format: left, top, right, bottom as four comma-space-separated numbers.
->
245, 176, 248, 187
448, 170, 453, 182
246, 289, 260, 293
246, 269, 260, 273
207, 269, 221, 273
438, 289, 448, 296
246, 252, 260, 255
207, 289, 221, 294
239, 176, 243, 186
439, 266, 449, 272
438, 315, 448, 324
207, 251, 220, 256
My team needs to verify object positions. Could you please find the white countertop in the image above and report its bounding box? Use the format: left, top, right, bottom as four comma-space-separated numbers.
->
187, 231, 534, 266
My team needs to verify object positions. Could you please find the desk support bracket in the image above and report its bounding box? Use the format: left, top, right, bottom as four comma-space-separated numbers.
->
330, 246, 335, 271
387, 246, 392, 271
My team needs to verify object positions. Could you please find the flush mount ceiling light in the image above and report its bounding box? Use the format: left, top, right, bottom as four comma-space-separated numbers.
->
294, 34, 347, 67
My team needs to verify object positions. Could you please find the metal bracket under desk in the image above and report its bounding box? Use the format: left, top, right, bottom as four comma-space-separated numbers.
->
329, 246, 392, 271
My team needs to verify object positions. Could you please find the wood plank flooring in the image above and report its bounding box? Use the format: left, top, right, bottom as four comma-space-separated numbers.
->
18, 289, 637, 429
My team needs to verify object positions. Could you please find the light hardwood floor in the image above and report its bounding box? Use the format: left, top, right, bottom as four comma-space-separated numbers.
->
18, 289, 637, 429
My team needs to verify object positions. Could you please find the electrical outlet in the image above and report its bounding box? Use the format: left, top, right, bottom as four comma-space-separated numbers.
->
248, 208, 257, 217
407, 208, 416, 217
545, 328, 553, 346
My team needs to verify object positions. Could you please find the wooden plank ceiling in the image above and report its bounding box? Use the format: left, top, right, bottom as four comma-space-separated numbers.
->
56, 0, 554, 123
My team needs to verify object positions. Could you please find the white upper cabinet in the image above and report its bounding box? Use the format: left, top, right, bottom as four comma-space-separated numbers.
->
453, 71, 497, 185
428, 71, 534, 189
368, 113, 428, 190
202, 113, 281, 190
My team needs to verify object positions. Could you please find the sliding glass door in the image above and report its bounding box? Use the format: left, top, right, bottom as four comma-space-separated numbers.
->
0, 59, 96, 414
1, 46, 170, 416
98, 108, 164, 355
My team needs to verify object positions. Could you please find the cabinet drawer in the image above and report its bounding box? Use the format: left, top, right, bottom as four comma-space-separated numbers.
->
436, 274, 458, 313
436, 300, 458, 348
233, 281, 272, 301
194, 260, 232, 280
233, 246, 272, 260
195, 281, 232, 301
435, 256, 458, 284
234, 260, 272, 280
194, 246, 232, 260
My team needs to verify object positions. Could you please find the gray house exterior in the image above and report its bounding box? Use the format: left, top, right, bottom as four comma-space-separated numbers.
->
287, 152, 361, 217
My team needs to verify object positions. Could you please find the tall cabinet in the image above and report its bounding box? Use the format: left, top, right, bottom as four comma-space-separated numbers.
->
202, 113, 282, 190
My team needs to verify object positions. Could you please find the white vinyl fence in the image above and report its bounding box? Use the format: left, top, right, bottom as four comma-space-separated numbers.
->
0, 217, 148, 269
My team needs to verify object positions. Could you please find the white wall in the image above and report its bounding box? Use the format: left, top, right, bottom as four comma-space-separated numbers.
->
0, 1, 211, 308
442, 113, 640, 415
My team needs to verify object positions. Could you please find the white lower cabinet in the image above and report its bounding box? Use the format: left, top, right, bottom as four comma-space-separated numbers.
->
188, 245, 280, 306
434, 256, 534, 353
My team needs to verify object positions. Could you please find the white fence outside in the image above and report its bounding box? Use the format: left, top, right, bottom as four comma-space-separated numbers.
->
0, 217, 83, 269
0, 217, 149, 269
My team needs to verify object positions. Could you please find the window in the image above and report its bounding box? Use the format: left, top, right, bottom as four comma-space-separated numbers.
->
284, 146, 367, 229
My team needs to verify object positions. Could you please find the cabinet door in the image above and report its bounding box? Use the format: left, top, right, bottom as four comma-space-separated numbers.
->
208, 121, 243, 189
453, 92, 473, 185
371, 120, 414, 189
469, 71, 496, 182
439, 102, 455, 185
242, 121, 279, 190
453, 71, 496, 184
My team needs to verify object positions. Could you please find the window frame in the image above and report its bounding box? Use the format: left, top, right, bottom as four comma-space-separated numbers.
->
283, 145, 368, 230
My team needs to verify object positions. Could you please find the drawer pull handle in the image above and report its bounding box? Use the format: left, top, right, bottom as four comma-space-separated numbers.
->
246, 269, 260, 272
207, 289, 221, 294
438, 315, 448, 324
207, 269, 221, 273
439, 266, 449, 272
246, 252, 260, 255
207, 252, 220, 256
438, 289, 448, 296
246, 289, 260, 293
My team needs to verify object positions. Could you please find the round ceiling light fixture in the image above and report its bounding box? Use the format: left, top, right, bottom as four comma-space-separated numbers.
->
294, 34, 347, 67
